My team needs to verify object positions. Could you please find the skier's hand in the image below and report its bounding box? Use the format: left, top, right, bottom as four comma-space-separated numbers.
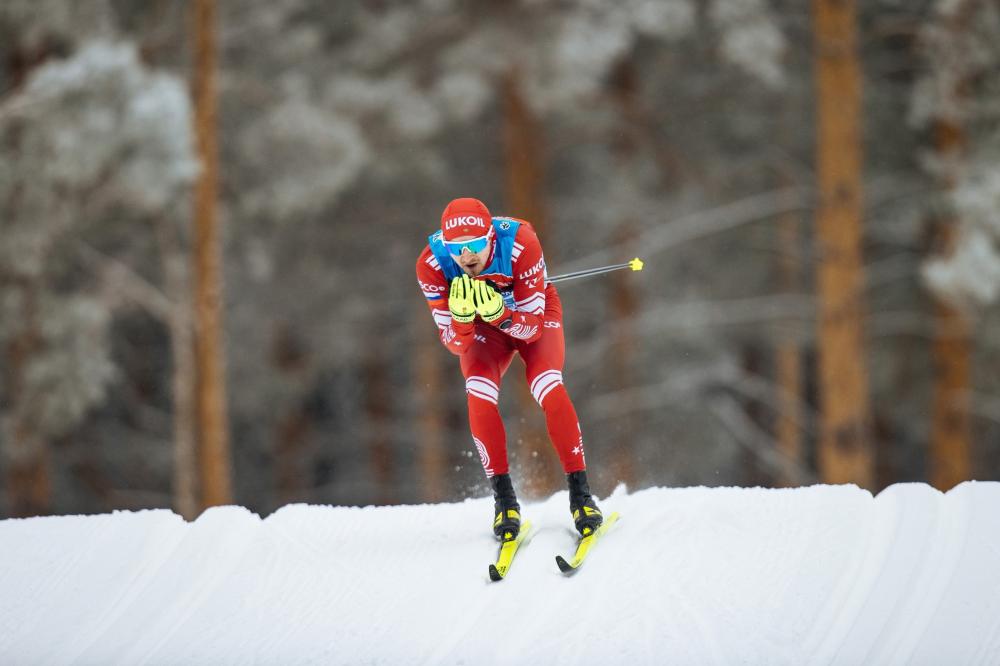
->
449, 275, 476, 324
472, 279, 506, 324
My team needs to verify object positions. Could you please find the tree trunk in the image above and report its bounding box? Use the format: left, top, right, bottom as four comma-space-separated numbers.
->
776, 183, 804, 487
364, 343, 395, 505
928, 115, 972, 491
930, 299, 970, 490
608, 232, 639, 489
275, 407, 310, 505
413, 302, 447, 503
3, 284, 51, 517
501, 70, 560, 498
271, 324, 312, 506
192, 0, 232, 508
158, 221, 199, 520
740, 343, 771, 486
812, 0, 873, 488
606, 58, 642, 490
2, 41, 59, 518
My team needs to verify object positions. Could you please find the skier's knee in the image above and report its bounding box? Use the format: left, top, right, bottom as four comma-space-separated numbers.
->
465, 376, 499, 405
529, 369, 563, 406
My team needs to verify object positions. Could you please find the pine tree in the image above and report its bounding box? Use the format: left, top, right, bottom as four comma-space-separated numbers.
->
812, 0, 873, 487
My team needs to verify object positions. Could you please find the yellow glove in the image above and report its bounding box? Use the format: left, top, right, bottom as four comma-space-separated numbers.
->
472, 279, 507, 323
449, 275, 476, 324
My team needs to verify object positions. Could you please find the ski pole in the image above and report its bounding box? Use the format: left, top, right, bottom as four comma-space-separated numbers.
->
547, 257, 644, 284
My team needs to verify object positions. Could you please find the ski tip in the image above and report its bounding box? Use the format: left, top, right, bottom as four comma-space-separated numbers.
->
555, 555, 577, 575
488, 564, 504, 582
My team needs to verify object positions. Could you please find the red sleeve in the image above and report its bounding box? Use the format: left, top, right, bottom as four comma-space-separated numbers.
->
416, 247, 475, 355
491, 223, 547, 344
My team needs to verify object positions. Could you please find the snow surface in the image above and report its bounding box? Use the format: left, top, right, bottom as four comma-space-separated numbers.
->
1, 482, 999, 665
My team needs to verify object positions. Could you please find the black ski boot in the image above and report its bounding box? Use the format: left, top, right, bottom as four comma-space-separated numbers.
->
567, 470, 603, 536
490, 473, 521, 541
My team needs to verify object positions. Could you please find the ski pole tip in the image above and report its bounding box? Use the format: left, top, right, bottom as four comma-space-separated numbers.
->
629, 257, 644, 272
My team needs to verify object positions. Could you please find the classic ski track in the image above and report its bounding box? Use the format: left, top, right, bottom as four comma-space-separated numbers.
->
58, 514, 188, 665
4, 484, 1000, 664
135, 514, 261, 664
880, 484, 973, 664
0, 515, 118, 662
418, 521, 520, 664
973, 523, 1000, 663
663, 505, 731, 666
508, 525, 584, 662
801, 493, 890, 663
238, 516, 331, 661
419, 580, 492, 664
628, 506, 694, 664
0, 519, 92, 658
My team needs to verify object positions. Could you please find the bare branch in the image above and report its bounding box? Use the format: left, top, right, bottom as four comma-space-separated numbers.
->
557, 187, 814, 277
75, 241, 174, 321
584, 367, 714, 421
707, 394, 817, 485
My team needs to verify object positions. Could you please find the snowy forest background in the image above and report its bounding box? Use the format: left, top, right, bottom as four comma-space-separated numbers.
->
2, 0, 999, 520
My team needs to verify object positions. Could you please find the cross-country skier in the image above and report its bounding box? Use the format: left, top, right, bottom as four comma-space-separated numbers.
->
416, 197, 603, 541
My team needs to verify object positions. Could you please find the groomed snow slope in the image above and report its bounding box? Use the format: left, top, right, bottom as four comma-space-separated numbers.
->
1, 482, 999, 665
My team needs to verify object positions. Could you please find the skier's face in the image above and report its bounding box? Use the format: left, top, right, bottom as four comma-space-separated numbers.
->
450, 236, 492, 276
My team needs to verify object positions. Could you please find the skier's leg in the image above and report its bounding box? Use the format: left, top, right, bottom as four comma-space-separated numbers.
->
460, 328, 518, 538
518, 308, 586, 474
459, 328, 515, 478
518, 296, 603, 535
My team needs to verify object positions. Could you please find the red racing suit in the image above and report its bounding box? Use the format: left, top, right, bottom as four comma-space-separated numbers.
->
416, 218, 587, 478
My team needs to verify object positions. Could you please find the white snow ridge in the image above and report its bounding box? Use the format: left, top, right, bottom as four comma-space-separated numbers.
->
1, 482, 999, 665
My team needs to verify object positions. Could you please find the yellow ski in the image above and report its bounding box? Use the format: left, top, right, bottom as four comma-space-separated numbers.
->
488, 519, 533, 582
555, 512, 620, 575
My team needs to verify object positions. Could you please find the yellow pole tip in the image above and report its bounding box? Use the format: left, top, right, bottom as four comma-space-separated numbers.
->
629, 257, 644, 272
